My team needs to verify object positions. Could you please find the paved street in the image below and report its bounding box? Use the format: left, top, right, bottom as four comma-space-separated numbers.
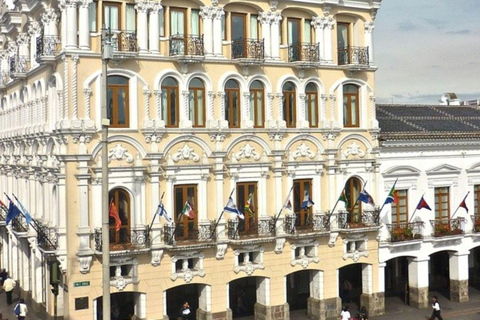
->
0, 287, 479, 319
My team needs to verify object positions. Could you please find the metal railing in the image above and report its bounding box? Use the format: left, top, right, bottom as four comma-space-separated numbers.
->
288, 42, 320, 62
232, 37, 265, 60
337, 209, 380, 229
430, 217, 466, 237
11, 214, 28, 232
170, 34, 204, 56
94, 226, 150, 251
163, 222, 214, 245
36, 220, 58, 251
387, 221, 424, 242
338, 46, 369, 66
227, 218, 274, 239
284, 213, 330, 235
111, 31, 138, 53
36, 34, 61, 62
9, 55, 30, 75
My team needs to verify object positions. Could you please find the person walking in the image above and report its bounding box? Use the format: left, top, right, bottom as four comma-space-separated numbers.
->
0, 269, 7, 287
430, 296, 443, 320
15, 298, 28, 320
3, 275, 16, 305
179, 301, 191, 320
340, 305, 351, 320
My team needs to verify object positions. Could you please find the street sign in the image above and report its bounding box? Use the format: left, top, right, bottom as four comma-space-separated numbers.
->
73, 281, 90, 287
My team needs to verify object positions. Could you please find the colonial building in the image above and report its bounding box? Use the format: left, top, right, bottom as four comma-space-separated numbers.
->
0, 0, 383, 319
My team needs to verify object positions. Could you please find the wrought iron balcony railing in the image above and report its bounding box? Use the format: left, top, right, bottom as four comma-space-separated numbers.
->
430, 217, 466, 237
227, 218, 274, 240
36, 34, 61, 62
288, 42, 320, 63
232, 37, 265, 60
471, 215, 480, 232
36, 220, 58, 251
163, 222, 214, 245
94, 226, 150, 251
387, 221, 424, 242
337, 209, 380, 229
284, 213, 330, 235
9, 55, 30, 75
111, 31, 138, 53
169, 34, 205, 57
0, 71, 9, 87
338, 46, 369, 66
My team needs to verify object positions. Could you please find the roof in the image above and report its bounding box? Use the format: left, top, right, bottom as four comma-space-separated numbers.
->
376, 104, 480, 141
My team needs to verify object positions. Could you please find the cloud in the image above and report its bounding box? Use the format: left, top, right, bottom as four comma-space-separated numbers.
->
397, 21, 417, 31
446, 29, 471, 35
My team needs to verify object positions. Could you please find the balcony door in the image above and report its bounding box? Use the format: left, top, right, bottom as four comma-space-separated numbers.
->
170, 8, 186, 54
174, 185, 198, 240
288, 18, 301, 61
293, 180, 312, 228
237, 182, 257, 236
337, 22, 350, 64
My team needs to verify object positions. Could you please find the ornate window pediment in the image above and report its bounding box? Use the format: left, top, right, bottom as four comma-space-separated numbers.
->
234, 245, 265, 275
291, 240, 319, 268
171, 251, 205, 283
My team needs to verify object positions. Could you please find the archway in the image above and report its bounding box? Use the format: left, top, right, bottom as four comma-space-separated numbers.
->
229, 277, 262, 318
429, 251, 450, 299
166, 284, 202, 320
384, 257, 409, 304
469, 246, 480, 289
95, 292, 140, 320
339, 264, 363, 309
286, 270, 310, 311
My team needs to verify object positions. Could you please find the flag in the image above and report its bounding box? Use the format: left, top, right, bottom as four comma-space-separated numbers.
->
182, 199, 195, 219
224, 197, 244, 219
384, 182, 397, 205
416, 196, 431, 211
338, 190, 349, 207
0, 198, 6, 209
358, 188, 375, 206
109, 201, 122, 231
244, 193, 254, 217
5, 201, 21, 225
283, 199, 292, 210
157, 203, 173, 223
301, 190, 314, 209
13, 197, 33, 224
459, 198, 469, 213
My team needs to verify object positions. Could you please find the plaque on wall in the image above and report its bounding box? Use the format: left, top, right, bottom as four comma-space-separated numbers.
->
75, 297, 89, 310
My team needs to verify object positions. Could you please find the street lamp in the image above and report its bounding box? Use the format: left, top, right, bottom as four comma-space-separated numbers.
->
101, 25, 112, 320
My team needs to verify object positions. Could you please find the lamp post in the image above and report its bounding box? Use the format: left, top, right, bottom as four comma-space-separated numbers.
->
101, 25, 112, 320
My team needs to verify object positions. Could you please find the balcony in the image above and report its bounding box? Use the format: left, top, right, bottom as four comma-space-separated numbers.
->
163, 222, 214, 246
9, 55, 29, 79
169, 34, 205, 63
36, 35, 61, 64
232, 37, 265, 65
387, 221, 424, 242
430, 218, 466, 237
94, 226, 150, 252
288, 42, 320, 67
36, 220, 58, 253
471, 215, 480, 233
284, 213, 330, 235
0, 71, 10, 88
338, 46, 369, 69
227, 218, 274, 240
110, 30, 138, 59
11, 214, 28, 234
337, 209, 380, 229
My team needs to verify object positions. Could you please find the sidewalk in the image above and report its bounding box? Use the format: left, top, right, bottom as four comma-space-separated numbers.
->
0, 287, 42, 320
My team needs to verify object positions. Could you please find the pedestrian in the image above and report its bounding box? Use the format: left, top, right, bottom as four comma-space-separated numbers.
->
0, 269, 7, 287
15, 298, 28, 320
179, 301, 191, 320
3, 276, 16, 305
340, 305, 351, 320
430, 296, 443, 320
236, 291, 247, 315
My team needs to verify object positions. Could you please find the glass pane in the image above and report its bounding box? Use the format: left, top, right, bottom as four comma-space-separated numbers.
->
169, 89, 177, 125
351, 96, 357, 125
108, 76, 128, 85
288, 20, 299, 44
104, 5, 119, 31
232, 15, 245, 40
126, 4, 136, 32
189, 92, 194, 121
250, 15, 258, 39
256, 92, 263, 126
197, 90, 204, 126
171, 10, 184, 36
337, 24, 347, 48
232, 91, 239, 126
89, 2, 97, 32
117, 88, 126, 124
107, 88, 113, 120
159, 10, 164, 36
162, 90, 167, 121
191, 10, 199, 35
304, 20, 311, 43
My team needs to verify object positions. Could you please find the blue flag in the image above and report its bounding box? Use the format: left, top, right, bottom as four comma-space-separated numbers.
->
358, 189, 375, 205
301, 191, 314, 209
13, 197, 33, 225
157, 203, 172, 223
224, 197, 244, 219
6, 201, 21, 225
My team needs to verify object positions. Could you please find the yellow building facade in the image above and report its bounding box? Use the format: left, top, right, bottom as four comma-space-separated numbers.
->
0, 0, 383, 319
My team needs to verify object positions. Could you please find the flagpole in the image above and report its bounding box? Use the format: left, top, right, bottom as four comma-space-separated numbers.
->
169, 195, 192, 245
149, 192, 165, 231
273, 186, 294, 227
379, 178, 398, 214
210, 188, 235, 239
451, 191, 470, 219
327, 188, 345, 229
408, 193, 424, 223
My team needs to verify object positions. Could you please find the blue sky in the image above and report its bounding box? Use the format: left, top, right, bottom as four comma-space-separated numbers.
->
374, 0, 480, 104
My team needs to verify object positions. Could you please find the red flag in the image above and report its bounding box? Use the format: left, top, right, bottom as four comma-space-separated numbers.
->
0, 198, 5, 209
393, 191, 399, 204
459, 198, 468, 213
109, 201, 122, 231
416, 196, 431, 211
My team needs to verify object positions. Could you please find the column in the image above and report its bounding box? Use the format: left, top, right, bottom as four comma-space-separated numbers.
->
200, 6, 214, 55
212, 8, 224, 57
307, 270, 324, 319
78, 0, 92, 50
324, 18, 334, 63
259, 12, 271, 58
312, 17, 325, 61
65, 0, 78, 49
59, 2, 67, 48
449, 251, 469, 302
149, 3, 162, 53
76, 162, 91, 253
135, 1, 149, 53
364, 21, 374, 65
408, 257, 429, 308
270, 13, 282, 60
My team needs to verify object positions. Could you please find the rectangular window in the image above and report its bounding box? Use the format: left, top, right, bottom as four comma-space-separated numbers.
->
434, 187, 450, 221
191, 9, 200, 36
303, 19, 312, 43
237, 182, 257, 236
293, 179, 312, 228
222, 13, 226, 40
159, 9, 165, 37
250, 15, 258, 39
103, 2, 120, 31
89, 1, 97, 32
174, 185, 198, 240
231, 13, 246, 41
126, 4, 136, 32
171, 7, 186, 36
475, 185, 480, 217
391, 190, 408, 224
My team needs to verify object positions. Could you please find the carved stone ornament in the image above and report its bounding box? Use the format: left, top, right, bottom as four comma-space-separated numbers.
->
216, 243, 227, 260
292, 143, 315, 159
151, 249, 164, 267
275, 238, 285, 254
343, 141, 365, 158
108, 144, 134, 163
235, 143, 261, 161
78, 256, 92, 274
172, 143, 200, 162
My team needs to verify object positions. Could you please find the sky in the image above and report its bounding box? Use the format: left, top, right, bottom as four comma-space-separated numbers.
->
374, 0, 480, 105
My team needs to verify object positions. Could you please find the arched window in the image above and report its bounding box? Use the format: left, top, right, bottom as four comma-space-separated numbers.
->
305, 83, 318, 127
282, 82, 296, 128
162, 77, 179, 127
343, 84, 359, 127
107, 76, 129, 127
225, 79, 240, 128
109, 188, 131, 245
345, 177, 363, 222
249, 80, 264, 128
188, 78, 205, 127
